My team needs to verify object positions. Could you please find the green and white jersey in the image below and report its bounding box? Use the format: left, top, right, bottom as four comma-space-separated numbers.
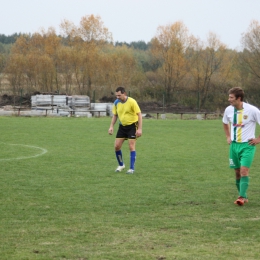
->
223, 102, 260, 143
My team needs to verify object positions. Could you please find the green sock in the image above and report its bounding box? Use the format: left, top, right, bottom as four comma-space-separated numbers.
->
239, 176, 249, 198
236, 179, 240, 193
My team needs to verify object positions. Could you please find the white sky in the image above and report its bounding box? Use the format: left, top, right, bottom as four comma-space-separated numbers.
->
1, 0, 260, 49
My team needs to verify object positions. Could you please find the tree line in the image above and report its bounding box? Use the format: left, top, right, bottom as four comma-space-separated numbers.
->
0, 15, 260, 111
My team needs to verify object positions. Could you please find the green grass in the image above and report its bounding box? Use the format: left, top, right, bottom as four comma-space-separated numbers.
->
1, 117, 260, 260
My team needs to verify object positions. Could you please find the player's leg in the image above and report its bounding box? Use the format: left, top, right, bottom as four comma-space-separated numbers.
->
239, 143, 255, 200
229, 142, 241, 195
128, 139, 136, 172
235, 166, 249, 205
235, 143, 255, 205
126, 123, 137, 174
114, 138, 125, 171
115, 138, 124, 151
114, 124, 126, 172
234, 168, 241, 193
239, 166, 250, 201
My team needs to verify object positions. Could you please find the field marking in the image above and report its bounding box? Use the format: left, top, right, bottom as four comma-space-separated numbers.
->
0, 143, 48, 161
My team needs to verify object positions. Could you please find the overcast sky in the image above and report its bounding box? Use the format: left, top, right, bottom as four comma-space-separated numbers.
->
1, 0, 260, 49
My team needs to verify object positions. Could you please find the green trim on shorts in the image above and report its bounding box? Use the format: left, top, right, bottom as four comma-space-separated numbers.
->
229, 141, 256, 168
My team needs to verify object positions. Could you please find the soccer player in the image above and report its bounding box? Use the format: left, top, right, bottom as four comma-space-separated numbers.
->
223, 87, 260, 206
108, 86, 142, 174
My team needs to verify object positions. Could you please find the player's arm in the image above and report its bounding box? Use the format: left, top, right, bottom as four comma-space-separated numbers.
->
248, 136, 260, 145
223, 123, 231, 144
108, 114, 118, 135
249, 109, 260, 145
136, 112, 142, 137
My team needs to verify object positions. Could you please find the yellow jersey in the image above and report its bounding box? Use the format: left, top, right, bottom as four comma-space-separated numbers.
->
112, 97, 141, 126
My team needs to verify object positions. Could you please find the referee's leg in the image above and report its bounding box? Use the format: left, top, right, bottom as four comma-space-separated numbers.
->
128, 139, 136, 171
115, 138, 125, 167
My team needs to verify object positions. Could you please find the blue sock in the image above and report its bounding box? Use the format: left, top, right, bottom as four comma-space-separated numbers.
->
130, 151, 136, 170
115, 150, 124, 166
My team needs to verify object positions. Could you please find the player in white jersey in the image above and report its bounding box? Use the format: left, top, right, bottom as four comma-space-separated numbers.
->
223, 87, 260, 206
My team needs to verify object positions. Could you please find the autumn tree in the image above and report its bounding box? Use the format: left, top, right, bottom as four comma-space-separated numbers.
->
0, 52, 6, 90
60, 15, 113, 95
25, 29, 61, 93
55, 46, 74, 94
100, 45, 138, 87
151, 21, 193, 103
5, 29, 62, 94
187, 32, 231, 109
4, 53, 26, 96
238, 20, 260, 105
241, 20, 260, 79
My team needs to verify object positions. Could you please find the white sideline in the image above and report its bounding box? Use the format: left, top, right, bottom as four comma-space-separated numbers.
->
0, 143, 48, 161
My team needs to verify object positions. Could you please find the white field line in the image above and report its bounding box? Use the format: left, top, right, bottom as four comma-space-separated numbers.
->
0, 143, 48, 161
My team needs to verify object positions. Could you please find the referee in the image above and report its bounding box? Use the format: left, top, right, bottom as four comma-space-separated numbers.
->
108, 86, 142, 174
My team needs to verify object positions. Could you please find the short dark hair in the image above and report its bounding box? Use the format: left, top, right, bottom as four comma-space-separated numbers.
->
116, 86, 125, 93
228, 87, 244, 101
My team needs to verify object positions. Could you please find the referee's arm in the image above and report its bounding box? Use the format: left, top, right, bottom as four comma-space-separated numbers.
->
108, 114, 118, 135
136, 112, 142, 137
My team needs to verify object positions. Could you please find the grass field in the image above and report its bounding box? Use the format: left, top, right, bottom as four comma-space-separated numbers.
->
1, 116, 260, 260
